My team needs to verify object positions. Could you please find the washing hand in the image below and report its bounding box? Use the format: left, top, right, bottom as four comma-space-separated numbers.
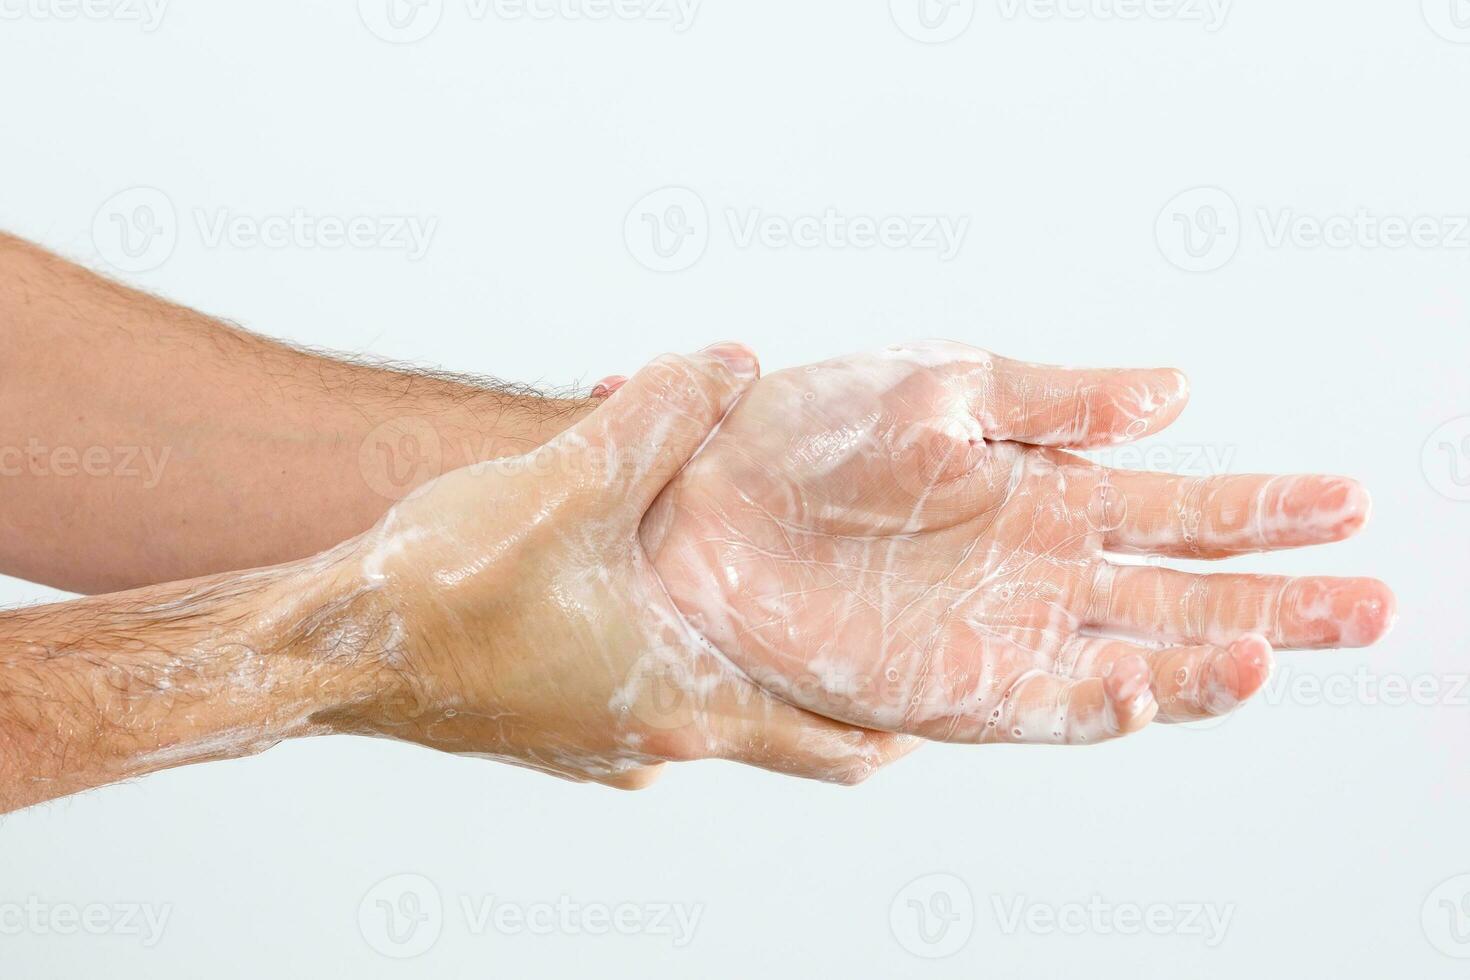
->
334, 344, 917, 787
644, 341, 1395, 744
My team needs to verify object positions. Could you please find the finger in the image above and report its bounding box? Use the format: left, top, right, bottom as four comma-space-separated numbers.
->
564, 343, 758, 514
708, 700, 922, 786
1102, 472, 1372, 558
590, 375, 628, 398
599, 763, 667, 790
991, 663, 1158, 745
968, 349, 1190, 449
1088, 565, 1397, 649
1069, 634, 1274, 723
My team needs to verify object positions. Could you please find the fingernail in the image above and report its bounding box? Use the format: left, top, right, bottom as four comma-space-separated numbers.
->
590, 375, 628, 399
1105, 655, 1154, 713
1208, 634, 1273, 712
700, 342, 760, 382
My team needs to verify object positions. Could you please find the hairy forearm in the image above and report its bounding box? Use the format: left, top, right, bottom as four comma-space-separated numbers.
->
0, 544, 394, 813
0, 233, 594, 593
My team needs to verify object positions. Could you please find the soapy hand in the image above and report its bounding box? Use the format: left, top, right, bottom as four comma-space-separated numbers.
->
645, 341, 1395, 744
337, 344, 916, 787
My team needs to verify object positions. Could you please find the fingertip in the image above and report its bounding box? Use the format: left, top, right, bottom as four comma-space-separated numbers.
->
1166, 367, 1191, 403
1104, 653, 1158, 732
1343, 481, 1372, 535
698, 342, 760, 384
590, 374, 628, 399
1143, 366, 1191, 426
1315, 477, 1372, 541
1226, 634, 1274, 701
1348, 579, 1398, 647
1071, 367, 1191, 450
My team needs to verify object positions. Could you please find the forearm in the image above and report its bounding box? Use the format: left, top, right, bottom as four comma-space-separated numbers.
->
0, 544, 392, 813
0, 233, 594, 593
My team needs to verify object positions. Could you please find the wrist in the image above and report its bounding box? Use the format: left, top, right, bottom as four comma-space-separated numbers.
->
266, 543, 420, 738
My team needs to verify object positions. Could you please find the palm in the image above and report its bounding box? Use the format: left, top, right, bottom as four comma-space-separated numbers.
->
645, 342, 1394, 743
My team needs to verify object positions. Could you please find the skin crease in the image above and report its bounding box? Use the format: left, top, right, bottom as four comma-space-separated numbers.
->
639, 341, 1397, 744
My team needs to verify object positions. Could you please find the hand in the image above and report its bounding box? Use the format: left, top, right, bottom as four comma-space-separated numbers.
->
330, 344, 913, 787
645, 341, 1396, 744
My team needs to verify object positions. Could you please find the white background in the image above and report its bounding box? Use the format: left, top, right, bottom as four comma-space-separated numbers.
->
1, 0, 1468, 976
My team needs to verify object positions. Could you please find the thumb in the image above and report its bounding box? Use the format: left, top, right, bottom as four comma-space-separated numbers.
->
567, 343, 759, 515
